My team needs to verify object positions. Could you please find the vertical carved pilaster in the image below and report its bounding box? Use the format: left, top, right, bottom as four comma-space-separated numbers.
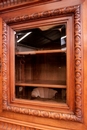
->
2, 22, 8, 110
74, 6, 82, 119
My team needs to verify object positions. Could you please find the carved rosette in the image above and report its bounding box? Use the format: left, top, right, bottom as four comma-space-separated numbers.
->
2, 5, 83, 122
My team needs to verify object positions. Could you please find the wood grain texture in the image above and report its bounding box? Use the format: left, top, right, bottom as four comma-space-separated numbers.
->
2, 5, 83, 122
0, 121, 40, 130
0, 117, 72, 130
0, 0, 43, 8
0, 0, 61, 10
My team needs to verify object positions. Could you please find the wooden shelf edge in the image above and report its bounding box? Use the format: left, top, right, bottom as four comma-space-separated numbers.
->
15, 49, 66, 55
15, 83, 66, 88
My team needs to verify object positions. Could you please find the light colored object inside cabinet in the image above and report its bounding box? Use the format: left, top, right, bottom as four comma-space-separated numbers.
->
31, 87, 57, 98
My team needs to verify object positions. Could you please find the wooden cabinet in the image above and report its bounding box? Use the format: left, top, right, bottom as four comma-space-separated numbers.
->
0, 0, 87, 130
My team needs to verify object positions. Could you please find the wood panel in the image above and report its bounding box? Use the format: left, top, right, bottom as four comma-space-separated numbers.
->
0, 0, 84, 19
0, 0, 61, 10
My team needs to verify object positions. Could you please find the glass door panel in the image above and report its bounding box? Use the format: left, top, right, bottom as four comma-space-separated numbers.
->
15, 24, 67, 103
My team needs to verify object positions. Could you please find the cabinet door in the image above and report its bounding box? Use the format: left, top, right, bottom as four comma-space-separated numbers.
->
2, 8, 82, 121
0, 0, 87, 130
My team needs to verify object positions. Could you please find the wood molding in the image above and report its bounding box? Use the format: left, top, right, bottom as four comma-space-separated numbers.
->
2, 22, 8, 108
6, 5, 80, 24
0, 121, 39, 130
0, 117, 71, 130
2, 5, 83, 122
0, 0, 61, 12
74, 6, 83, 119
0, 118, 41, 130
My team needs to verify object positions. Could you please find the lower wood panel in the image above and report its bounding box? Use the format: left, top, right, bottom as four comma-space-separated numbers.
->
0, 117, 70, 130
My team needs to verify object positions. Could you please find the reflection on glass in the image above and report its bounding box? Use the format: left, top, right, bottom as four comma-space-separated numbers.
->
15, 24, 67, 103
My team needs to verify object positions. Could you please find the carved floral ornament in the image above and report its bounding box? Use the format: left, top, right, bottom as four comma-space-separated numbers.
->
2, 5, 83, 122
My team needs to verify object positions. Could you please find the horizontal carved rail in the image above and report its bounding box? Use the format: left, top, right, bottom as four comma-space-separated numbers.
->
0, 0, 40, 8
0, 0, 61, 8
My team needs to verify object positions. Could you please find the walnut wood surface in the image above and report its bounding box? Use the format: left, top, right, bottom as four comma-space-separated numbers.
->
0, 0, 61, 10
2, 5, 83, 122
0, 0, 87, 130
15, 49, 66, 55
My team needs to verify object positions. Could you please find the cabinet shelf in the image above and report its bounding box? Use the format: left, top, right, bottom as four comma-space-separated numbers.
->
15, 80, 66, 88
15, 49, 66, 55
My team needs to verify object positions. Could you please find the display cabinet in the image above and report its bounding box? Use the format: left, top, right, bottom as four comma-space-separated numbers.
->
0, 0, 87, 130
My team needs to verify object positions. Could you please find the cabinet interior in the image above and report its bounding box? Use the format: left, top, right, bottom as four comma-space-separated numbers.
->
15, 23, 67, 103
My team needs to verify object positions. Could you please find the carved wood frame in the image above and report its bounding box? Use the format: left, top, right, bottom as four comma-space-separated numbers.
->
2, 5, 83, 122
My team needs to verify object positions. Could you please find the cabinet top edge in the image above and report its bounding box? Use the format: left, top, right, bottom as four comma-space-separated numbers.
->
0, 0, 85, 14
